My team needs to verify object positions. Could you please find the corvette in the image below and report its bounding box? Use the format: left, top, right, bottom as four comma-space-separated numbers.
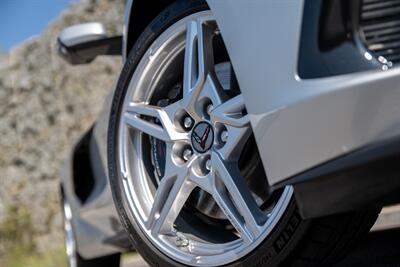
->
58, 0, 400, 266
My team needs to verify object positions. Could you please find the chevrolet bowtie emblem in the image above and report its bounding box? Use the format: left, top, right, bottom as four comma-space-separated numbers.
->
191, 122, 214, 153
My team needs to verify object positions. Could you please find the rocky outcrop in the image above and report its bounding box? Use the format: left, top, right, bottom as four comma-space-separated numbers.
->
0, 0, 124, 253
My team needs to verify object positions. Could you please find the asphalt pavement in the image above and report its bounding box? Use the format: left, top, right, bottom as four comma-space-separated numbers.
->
122, 228, 400, 267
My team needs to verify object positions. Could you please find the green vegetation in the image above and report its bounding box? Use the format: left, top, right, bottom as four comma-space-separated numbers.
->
0, 204, 35, 254
122, 251, 139, 260
0, 204, 67, 267
4, 248, 67, 267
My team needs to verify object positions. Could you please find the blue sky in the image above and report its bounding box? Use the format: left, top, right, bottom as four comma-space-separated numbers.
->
0, 0, 76, 51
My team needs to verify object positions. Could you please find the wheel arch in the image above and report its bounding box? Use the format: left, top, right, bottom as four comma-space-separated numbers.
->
123, 0, 175, 59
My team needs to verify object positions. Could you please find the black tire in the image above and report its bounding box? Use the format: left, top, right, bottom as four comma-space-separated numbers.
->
108, 1, 380, 266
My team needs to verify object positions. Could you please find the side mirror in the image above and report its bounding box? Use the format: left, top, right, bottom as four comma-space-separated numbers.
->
57, 22, 122, 65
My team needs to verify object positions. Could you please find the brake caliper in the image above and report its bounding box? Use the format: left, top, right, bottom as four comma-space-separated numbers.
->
150, 83, 182, 182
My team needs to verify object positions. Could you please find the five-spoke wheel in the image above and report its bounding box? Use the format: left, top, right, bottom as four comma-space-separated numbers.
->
116, 10, 291, 266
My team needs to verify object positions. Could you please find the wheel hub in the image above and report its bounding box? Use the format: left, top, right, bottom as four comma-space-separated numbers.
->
191, 121, 214, 153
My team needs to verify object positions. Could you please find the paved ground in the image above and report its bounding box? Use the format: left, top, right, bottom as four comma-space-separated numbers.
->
372, 205, 400, 231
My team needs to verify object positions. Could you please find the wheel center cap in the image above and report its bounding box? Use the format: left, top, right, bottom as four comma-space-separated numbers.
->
191, 122, 214, 153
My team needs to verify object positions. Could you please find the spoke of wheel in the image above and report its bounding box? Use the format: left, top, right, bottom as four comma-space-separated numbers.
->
212, 152, 267, 241
212, 184, 254, 244
199, 73, 227, 108
218, 126, 252, 161
211, 95, 249, 128
146, 170, 196, 236
212, 95, 251, 160
124, 102, 188, 142
183, 19, 215, 118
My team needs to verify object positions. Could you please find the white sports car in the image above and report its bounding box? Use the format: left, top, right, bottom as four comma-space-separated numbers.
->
59, 0, 400, 266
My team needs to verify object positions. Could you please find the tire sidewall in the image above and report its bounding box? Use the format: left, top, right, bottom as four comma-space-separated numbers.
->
107, 1, 310, 266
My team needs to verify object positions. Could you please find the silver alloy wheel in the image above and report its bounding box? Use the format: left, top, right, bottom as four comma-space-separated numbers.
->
118, 11, 293, 266
63, 199, 77, 267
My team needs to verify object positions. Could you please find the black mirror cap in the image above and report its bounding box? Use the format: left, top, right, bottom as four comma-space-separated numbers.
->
57, 35, 122, 65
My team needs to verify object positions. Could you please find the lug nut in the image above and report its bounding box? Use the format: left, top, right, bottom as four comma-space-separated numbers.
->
205, 159, 212, 171
183, 149, 193, 161
206, 103, 213, 115
183, 117, 193, 129
220, 130, 228, 143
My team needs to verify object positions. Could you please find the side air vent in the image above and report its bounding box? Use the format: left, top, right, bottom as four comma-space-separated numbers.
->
73, 128, 95, 204
360, 0, 400, 64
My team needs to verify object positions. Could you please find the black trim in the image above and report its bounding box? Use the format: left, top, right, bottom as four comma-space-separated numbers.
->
298, 0, 380, 78
72, 128, 96, 204
319, 0, 350, 51
58, 36, 122, 65
359, 0, 400, 65
279, 137, 400, 219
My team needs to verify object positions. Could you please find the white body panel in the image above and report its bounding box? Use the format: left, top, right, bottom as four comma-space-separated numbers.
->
207, 0, 400, 184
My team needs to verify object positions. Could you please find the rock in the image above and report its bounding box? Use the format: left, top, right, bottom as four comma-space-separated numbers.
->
0, 0, 124, 254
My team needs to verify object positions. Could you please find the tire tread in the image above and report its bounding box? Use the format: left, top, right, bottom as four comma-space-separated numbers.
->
285, 210, 380, 267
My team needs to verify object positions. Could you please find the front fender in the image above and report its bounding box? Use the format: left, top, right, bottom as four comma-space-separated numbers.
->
207, 0, 400, 188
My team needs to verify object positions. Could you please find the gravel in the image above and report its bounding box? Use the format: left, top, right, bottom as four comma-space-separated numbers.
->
0, 0, 124, 253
